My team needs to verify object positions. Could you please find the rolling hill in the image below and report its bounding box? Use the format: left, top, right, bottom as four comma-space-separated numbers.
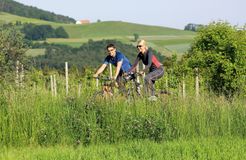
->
0, 0, 75, 23
0, 12, 60, 25
0, 11, 195, 56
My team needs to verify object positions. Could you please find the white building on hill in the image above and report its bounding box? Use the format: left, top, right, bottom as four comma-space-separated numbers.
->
76, 20, 90, 24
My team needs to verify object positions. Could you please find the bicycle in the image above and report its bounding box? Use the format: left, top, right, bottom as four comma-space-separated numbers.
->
123, 72, 142, 101
86, 72, 143, 106
91, 76, 116, 101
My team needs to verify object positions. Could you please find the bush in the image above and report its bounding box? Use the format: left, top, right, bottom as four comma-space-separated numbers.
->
186, 22, 246, 96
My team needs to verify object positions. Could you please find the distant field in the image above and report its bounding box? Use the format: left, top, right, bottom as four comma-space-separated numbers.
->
150, 37, 194, 53
25, 49, 45, 57
1, 12, 196, 56
46, 37, 129, 48
53, 23, 195, 55
165, 43, 192, 53
62, 21, 195, 39
46, 35, 195, 55
46, 38, 87, 48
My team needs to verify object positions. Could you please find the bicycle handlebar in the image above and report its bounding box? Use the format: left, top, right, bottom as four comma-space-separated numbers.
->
93, 76, 115, 82
124, 71, 143, 81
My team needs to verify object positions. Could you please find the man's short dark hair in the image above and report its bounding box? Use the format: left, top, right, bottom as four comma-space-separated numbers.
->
106, 44, 116, 49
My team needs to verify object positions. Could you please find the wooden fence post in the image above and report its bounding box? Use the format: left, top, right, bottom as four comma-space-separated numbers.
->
182, 74, 186, 98
15, 60, 19, 87
50, 75, 54, 96
109, 63, 112, 79
195, 68, 199, 100
65, 62, 69, 96
53, 74, 57, 97
142, 63, 145, 80
165, 72, 168, 89
136, 63, 140, 83
20, 63, 24, 87
96, 77, 99, 89
78, 82, 82, 97
178, 82, 182, 97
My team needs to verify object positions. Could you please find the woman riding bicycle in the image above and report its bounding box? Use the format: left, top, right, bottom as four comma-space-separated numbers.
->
129, 40, 164, 101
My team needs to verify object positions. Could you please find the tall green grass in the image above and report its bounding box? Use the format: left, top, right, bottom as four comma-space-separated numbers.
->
0, 84, 245, 147
1, 138, 246, 160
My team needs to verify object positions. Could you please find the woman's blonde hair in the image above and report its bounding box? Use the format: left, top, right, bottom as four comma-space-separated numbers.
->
138, 39, 148, 48
137, 39, 147, 47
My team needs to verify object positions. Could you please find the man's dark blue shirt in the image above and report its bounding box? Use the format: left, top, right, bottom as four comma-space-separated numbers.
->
104, 51, 131, 72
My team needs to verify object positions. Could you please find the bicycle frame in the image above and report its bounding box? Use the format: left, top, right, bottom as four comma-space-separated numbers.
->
122, 72, 142, 100
95, 76, 115, 97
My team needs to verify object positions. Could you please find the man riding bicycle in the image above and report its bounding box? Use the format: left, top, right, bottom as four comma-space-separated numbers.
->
93, 43, 140, 92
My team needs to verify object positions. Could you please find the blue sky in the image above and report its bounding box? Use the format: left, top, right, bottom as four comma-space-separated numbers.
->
15, 0, 245, 29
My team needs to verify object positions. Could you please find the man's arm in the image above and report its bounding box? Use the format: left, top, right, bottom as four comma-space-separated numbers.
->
93, 64, 107, 77
114, 60, 123, 80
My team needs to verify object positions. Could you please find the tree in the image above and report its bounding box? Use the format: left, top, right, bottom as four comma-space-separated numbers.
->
21, 24, 69, 40
0, 25, 27, 81
186, 22, 246, 96
133, 33, 139, 42
55, 26, 69, 38
184, 23, 203, 31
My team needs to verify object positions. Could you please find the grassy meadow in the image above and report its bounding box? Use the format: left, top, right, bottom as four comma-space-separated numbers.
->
0, 77, 246, 159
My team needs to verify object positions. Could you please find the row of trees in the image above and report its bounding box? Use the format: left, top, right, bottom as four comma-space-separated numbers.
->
32, 39, 166, 70
184, 23, 203, 32
21, 23, 69, 40
0, 0, 75, 23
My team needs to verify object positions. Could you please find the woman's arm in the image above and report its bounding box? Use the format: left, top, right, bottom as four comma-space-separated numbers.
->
142, 51, 152, 72
129, 57, 140, 72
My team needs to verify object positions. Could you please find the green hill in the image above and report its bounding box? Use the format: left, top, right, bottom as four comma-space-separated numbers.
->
0, 12, 194, 38
0, 12, 60, 25
62, 21, 195, 38
0, 12, 195, 55
57, 21, 195, 55
0, 0, 75, 23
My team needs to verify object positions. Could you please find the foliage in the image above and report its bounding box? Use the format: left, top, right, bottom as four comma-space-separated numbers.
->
32, 39, 166, 71
185, 22, 246, 96
133, 33, 139, 42
184, 23, 203, 32
54, 26, 69, 38
0, 0, 75, 23
0, 25, 27, 82
21, 23, 69, 40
